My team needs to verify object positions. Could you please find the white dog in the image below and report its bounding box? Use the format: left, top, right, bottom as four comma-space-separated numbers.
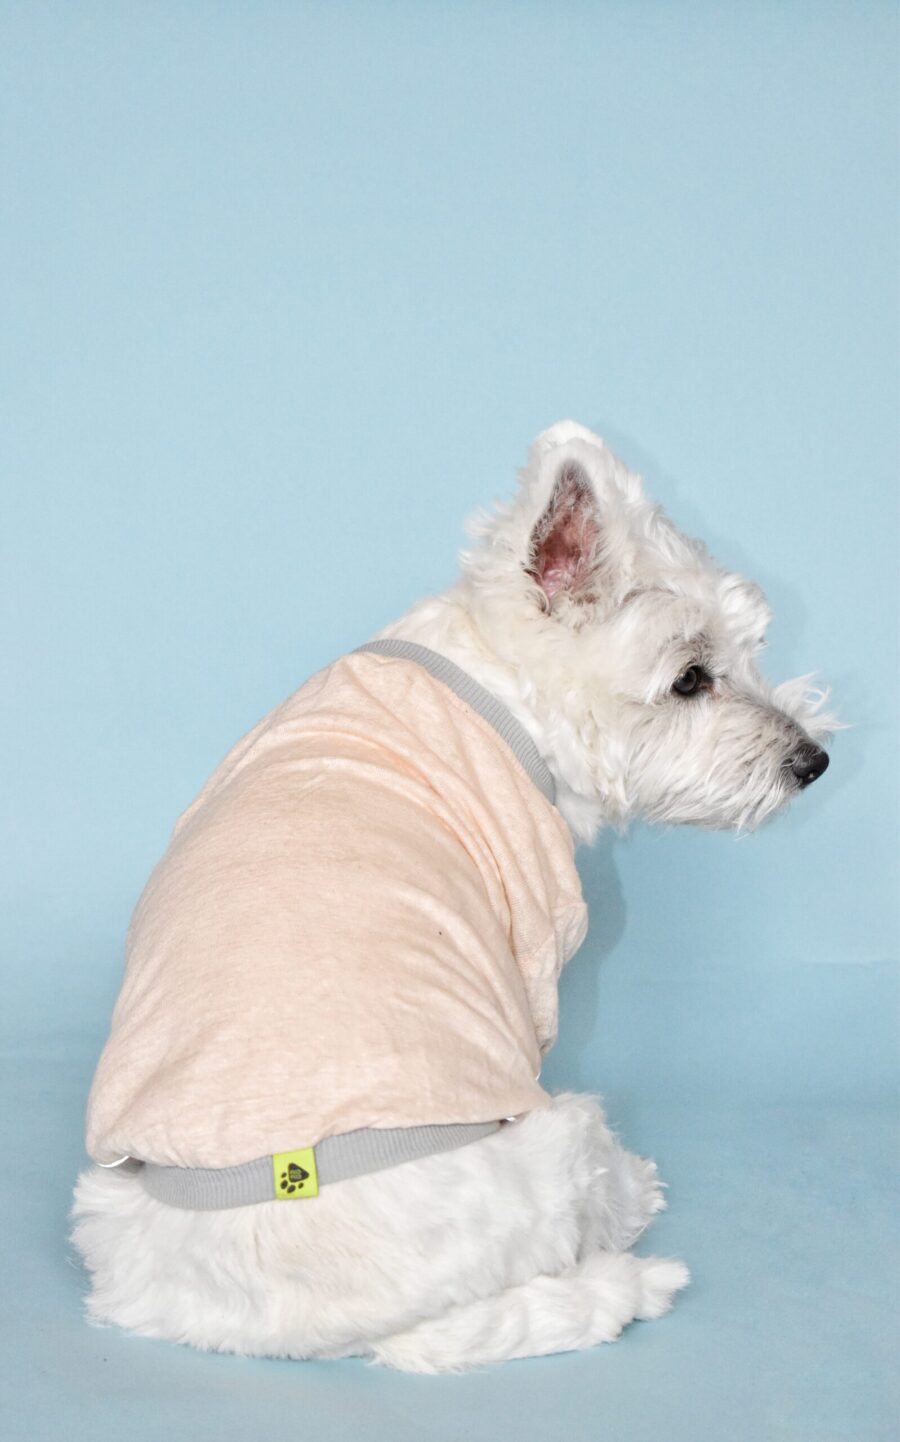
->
71, 420, 832, 1372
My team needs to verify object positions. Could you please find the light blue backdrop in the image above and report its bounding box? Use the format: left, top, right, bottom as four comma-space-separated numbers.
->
2, 4, 896, 1440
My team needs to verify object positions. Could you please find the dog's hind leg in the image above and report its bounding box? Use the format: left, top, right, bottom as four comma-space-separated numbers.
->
577, 1137, 668, 1254
367, 1250, 689, 1373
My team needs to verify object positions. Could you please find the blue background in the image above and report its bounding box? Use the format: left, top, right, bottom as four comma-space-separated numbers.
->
2, 3, 897, 1439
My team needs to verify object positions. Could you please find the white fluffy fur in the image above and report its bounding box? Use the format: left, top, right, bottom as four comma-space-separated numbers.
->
71, 420, 833, 1372
73, 1094, 676, 1371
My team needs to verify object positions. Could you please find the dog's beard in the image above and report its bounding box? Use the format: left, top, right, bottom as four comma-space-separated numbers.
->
607, 694, 828, 832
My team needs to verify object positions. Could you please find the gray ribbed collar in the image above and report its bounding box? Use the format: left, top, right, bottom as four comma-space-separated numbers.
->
353, 638, 556, 805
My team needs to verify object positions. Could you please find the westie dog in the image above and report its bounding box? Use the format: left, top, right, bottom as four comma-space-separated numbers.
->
71, 420, 832, 1372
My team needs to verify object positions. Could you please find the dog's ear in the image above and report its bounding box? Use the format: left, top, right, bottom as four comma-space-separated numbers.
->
526, 460, 602, 605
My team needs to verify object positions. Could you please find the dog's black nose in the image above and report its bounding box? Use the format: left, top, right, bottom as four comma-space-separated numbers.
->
791, 744, 830, 787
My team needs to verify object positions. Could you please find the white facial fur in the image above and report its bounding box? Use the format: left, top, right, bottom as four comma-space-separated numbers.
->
445, 420, 835, 841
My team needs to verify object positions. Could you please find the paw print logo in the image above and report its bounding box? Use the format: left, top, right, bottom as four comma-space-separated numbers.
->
272, 1147, 317, 1199
279, 1161, 310, 1195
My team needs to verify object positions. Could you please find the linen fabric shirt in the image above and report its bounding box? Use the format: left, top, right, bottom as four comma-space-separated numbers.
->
86, 648, 588, 1170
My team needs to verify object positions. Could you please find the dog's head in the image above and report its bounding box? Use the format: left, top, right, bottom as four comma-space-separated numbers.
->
460, 420, 835, 840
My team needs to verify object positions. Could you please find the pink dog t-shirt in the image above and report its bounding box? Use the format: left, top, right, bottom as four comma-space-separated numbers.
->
85, 644, 588, 1172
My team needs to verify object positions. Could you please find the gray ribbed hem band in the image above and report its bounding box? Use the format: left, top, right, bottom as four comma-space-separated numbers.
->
353, 638, 556, 804
140, 1120, 501, 1210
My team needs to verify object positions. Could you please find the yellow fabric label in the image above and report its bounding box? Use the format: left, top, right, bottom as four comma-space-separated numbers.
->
272, 1147, 318, 1199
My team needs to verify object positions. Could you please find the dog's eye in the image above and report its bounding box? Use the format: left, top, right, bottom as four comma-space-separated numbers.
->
672, 665, 708, 697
